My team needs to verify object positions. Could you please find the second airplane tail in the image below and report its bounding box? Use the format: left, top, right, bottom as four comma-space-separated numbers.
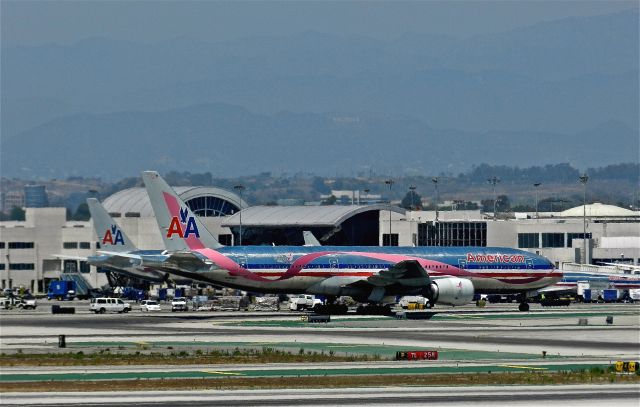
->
142, 170, 223, 251
87, 198, 137, 253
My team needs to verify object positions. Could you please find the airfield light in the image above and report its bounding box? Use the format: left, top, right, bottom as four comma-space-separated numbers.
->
487, 176, 500, 220
234, 185, 246, 246
385, 179, 394, 246
533, 182, 541, 219
579, 174, 589, 263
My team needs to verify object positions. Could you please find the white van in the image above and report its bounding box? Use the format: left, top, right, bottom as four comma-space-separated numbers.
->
90, 298, 131, 314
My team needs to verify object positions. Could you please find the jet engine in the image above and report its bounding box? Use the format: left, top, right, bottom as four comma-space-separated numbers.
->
430, 277, 474, 306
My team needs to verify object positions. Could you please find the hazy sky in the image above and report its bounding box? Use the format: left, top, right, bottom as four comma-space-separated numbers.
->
2, 0, 637, 46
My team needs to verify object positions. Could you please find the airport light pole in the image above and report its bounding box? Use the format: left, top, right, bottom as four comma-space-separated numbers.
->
579, 174, 589, 264
409, 185, 416, 210
409, 185, 416, 247
234, 185, 245, 246
432, 177, 439, 223
487, 176, 500, 220
533, 182, 541, 219
385, 179, 394, 246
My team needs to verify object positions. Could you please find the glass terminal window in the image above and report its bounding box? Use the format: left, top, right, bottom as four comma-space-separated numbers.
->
518, 233, 539, 249
542, 233, 564, 248
185, 196, 240, 217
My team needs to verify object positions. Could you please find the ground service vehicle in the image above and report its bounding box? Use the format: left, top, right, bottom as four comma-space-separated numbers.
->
90, 298, 131, 314
398, 295, 429, 309
17, 295, 37, 309
47, 281, 76, 301
2, 296, 37, 310
603, 289, 622, 303
171, 298, 188, 312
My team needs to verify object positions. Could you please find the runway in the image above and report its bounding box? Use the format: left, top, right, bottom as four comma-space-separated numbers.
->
2, 302, 639, 405
2, 385, 639, 406
2, 302, 638, 358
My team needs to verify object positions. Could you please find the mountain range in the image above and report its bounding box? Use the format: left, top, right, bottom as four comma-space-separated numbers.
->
1, 9, 637, 179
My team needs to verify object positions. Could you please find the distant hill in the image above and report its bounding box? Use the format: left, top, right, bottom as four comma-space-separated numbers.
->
2, 103, 637, 179
1, 9, 637, 138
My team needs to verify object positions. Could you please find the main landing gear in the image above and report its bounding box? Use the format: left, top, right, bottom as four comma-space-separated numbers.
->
518, 293, 530, 312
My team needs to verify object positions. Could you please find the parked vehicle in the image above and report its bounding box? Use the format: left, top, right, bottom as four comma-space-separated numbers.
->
171, 297, 188, 312
90, 298, 131, 314
47, 280, 76, 301
289, 294, 322, 311
17, 295, 37, 309
140, 300, 161, 312
603, 289, 622, 303
2, 296, 37, 310
122, 287, 146, 302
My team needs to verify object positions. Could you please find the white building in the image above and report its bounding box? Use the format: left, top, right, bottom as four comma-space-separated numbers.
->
0, 186, 246, 293
380, 203, 640, 267
2, 190, 637, 295
0, 208, 104, 292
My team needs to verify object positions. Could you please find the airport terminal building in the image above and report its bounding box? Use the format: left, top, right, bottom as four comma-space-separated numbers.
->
382, 203, 640, 268
1, 182, 638, 294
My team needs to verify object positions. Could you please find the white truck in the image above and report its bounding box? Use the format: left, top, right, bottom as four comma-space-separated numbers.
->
289, 294, 322, 311
628, 289, 640, 302
171, 297, 189, 312
90, 298, 131, 314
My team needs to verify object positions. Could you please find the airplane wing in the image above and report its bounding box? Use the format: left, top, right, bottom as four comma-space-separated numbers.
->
53, 254, 88, 261
364, 260, 432, 288
599, 262, 640, 272
346, 260, 432, 302
89, 252, 144, 269
96, 250, 207, 273
96, 250, 142, 259
159, 251, 211, 273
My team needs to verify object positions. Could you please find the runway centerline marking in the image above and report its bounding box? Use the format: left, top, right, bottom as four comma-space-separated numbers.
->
203, 371, 244, 376
499, 364, 548, 370
326, 345, 366, 348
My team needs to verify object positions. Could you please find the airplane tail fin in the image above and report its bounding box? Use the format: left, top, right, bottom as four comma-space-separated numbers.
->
142, 170, 223, 251
303, 231, 321, 246
87, 198, 137, 253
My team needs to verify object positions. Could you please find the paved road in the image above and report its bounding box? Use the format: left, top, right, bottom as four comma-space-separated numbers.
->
3, 384, 639, 406
2, 303, 638, 358
2, 317, 638, 354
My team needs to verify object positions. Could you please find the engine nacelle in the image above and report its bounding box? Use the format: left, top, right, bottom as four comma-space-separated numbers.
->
430, 277, 474, 306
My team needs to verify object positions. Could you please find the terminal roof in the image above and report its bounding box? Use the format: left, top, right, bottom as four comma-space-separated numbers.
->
222, 204, 405, 227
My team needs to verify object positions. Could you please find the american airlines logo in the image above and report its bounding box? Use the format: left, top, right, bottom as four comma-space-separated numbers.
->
167, 207, 200, 238
102, 225, 125, 245
466, 253, 525, 263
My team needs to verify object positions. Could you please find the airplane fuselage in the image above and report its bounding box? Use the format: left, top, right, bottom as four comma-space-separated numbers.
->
154, 246, 560, 296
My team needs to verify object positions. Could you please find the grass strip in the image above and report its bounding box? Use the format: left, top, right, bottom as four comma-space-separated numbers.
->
0, 347, 382, 367
2, 371, 639, 393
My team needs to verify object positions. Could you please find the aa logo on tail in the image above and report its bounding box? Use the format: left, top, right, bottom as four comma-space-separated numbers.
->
167, 207, 200, 238
103, 225, 124, 245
